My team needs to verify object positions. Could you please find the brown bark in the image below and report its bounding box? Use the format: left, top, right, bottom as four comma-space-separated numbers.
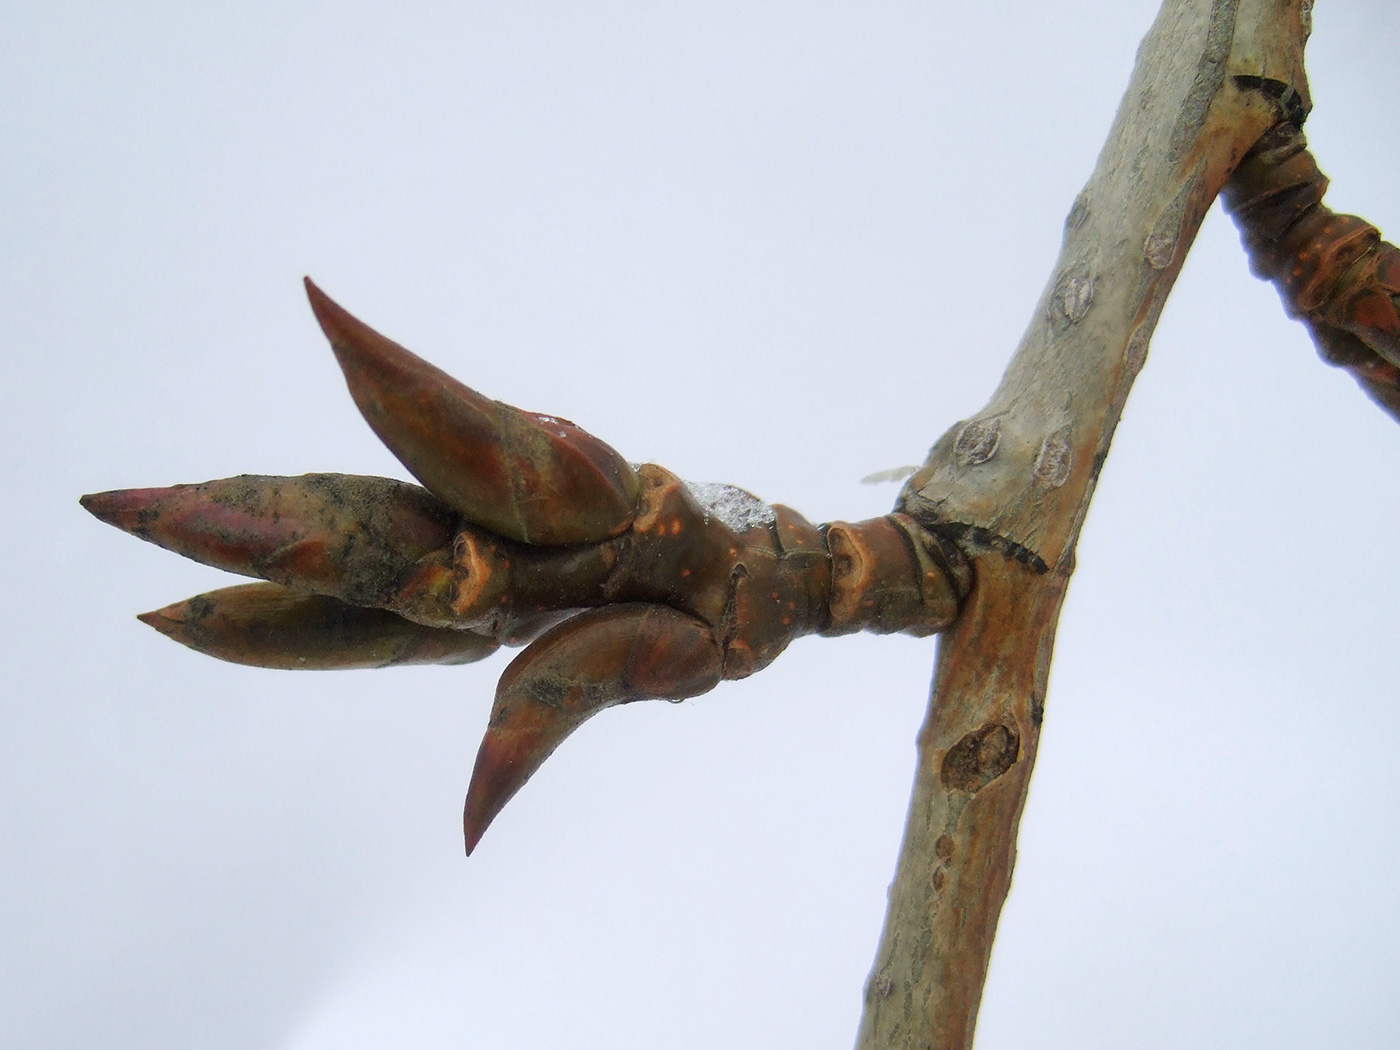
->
1222, 121, 1400, 421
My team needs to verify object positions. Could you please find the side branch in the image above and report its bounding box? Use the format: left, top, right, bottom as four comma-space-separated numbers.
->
81, 283, 973, 856
1224, 121, 1400, 421
857, 1, 1311, 1046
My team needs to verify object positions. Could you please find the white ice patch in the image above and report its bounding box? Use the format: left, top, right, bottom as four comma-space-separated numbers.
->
682, 480, 777, 531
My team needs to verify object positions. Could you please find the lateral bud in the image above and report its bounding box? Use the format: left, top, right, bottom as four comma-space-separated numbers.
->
462, 603, 723, 854
139, 583, 499, 669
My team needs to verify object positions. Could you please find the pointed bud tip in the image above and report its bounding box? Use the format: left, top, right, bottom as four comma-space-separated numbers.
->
461, 729, 539, 859
137, 607, 182, 638
302, 275, 326, 313
461, 782, 502, 859
80, 488, 155, 531
302, 277, 355, 349
79, 490, 115, 521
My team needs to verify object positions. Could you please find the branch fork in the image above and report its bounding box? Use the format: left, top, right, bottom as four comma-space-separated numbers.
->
83, 0, 1377, 1045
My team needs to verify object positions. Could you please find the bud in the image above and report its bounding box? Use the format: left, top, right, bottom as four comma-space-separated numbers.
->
305, 278, 640, 545
81, 474, 460, 624
140, 582, 499, 669
462, 603, 721, 853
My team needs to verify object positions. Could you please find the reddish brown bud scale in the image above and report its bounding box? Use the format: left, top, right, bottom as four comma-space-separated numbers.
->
770, 504, 833, 634
81, 474, 461, 625
463, 604, 722, 853
140, 582, 500, 670
304, 278, 641, 545
84, 278, 974, 857
823, 517, 960, 637
714, 511, 827, 679
448, 524, 617, 640
608, 464, 739, 625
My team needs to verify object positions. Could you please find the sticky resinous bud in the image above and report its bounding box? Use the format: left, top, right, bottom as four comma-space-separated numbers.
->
140, 582, 500, 670
305, 278, 642, 546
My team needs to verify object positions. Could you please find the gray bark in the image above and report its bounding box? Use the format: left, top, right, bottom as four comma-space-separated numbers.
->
856, 2, 1311, 1046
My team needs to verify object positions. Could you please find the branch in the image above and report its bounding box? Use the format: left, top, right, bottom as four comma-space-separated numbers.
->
76, 2, 1320, 1041
1223, 120, 1400, 422
82, 281, 970, 855
856, 2, 1311, 1046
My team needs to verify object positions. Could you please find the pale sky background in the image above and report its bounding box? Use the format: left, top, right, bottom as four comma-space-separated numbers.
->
4, 2, 1399, 1048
